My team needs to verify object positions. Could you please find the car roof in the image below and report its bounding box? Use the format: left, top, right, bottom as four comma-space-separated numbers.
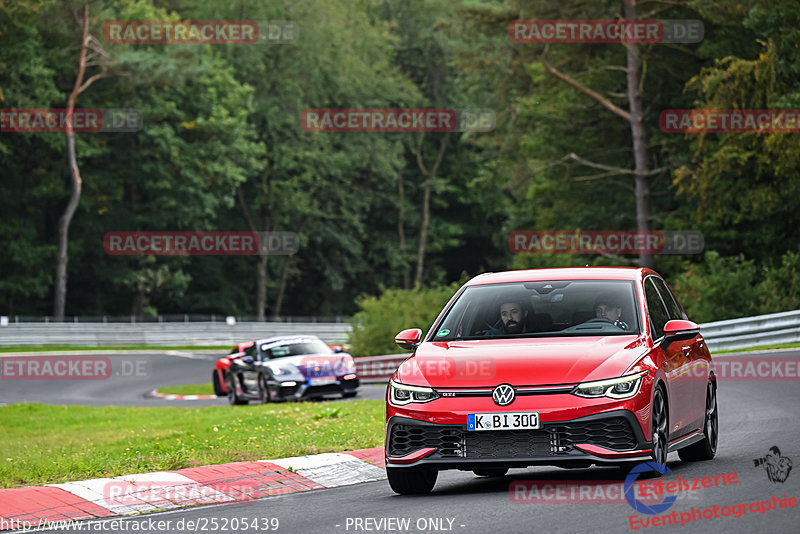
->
254, 335, 324, 346
464, 267, 657, 286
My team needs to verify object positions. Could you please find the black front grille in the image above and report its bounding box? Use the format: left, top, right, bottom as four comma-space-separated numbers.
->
305, 384, 342, 396
548, 417, 637, 451
465, 430, 551, 458
388, 416, 638, 458
389, 425, 462, 457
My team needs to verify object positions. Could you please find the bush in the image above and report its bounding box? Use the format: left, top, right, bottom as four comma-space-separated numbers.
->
671, 249, 800, 323
759, 249, 800, 314
348, 283, 462, 356
671, 251, 761, 323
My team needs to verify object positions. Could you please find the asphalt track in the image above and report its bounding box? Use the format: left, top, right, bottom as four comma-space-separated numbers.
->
4, 350, 800, 533
0, 351, 387, 406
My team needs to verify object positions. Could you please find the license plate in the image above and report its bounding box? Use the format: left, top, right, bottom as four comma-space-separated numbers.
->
467, 412, 539, 431
309, 377, 336, 386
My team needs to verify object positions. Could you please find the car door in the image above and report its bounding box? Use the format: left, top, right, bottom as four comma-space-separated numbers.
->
654, 277, 708, 433
644, 277, 689, 437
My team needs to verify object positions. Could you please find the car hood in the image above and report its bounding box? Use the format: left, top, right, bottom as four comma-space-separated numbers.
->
394, 336, 649, 387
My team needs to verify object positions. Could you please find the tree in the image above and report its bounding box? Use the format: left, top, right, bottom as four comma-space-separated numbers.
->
54, 4, 119, 320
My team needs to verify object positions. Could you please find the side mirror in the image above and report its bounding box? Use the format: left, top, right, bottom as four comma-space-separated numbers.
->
395, 328, 423, 351
660, 319, 700, 348
238, 356, 254, 364
332, 346, 344, 353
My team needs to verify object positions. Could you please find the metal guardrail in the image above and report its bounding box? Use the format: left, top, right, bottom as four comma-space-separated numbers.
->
700, 309, 800, 351
0, 322, 352, 346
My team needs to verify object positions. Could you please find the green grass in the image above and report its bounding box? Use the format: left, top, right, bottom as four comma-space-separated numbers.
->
0, 344, 230, 353
157, 383, 215, 395
0, 401, 384, 488
711, 341, 800, 355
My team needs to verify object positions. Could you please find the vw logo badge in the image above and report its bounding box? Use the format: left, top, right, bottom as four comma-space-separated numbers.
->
492, 384, 515, 406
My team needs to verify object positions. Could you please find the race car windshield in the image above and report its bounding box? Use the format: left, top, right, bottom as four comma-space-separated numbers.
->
261, 340, 333, 358
431, 280, 640, 340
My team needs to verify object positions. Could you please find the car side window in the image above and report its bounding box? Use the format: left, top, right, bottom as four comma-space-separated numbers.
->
645, 279, 670, 340
652, 277, 684, 321
244, 343, 258, 360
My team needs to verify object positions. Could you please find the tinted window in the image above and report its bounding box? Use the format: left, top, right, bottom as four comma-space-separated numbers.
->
432, 280, 640, 340
645, 279, 670, 339
262, 340, 332, 358
652, 277, 684, 321
243, 343, 257, 359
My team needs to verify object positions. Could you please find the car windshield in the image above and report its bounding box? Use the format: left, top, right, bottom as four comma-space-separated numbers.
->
260, 340, 332, 359
431, 280, 640, 340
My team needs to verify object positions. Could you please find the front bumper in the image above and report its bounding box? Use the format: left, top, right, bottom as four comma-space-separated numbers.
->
271, 377, 360, 401
385, 411, 652, 469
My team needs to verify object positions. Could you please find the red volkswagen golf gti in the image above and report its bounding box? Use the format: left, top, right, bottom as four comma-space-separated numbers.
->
385, 267, 718, 494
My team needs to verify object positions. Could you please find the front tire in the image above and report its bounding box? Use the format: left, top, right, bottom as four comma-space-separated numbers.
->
258, 374, 271, 404
651, 387, 668, 467
387, 467, 438, 495
678, 381, 718, 461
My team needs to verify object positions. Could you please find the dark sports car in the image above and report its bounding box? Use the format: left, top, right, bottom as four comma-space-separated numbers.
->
385, 267, 718, 494
214, 335, 359, 405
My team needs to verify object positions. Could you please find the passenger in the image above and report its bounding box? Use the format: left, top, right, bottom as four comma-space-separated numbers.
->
594, 293, 630, 329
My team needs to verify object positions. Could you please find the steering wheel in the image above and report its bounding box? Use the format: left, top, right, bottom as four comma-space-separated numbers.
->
584, 317, 616, 325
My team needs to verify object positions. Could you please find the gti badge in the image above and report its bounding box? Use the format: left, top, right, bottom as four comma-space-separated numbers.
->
492, 384, 515, 406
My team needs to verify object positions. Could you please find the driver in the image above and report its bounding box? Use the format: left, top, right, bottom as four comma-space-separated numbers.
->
594, 293, 629, 329
487, 300, 527, 335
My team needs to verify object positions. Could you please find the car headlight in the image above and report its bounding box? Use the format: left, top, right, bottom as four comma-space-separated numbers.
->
572, 371, 647, 399
341, 355, 357, 375
268, 363, 301, 377
389, 380, 440, 406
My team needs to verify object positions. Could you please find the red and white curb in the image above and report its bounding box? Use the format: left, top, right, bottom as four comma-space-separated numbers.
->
147, 389, 217, 400
0, 447, 386, 530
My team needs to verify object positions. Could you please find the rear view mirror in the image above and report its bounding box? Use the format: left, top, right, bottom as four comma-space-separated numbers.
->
660, 319, 700, 348
395, 328, 423, 351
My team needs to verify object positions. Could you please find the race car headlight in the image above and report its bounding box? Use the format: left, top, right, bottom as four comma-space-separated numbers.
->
572, 371, 647, 399
389, 380, 439, 406
268, 363, 301, 377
